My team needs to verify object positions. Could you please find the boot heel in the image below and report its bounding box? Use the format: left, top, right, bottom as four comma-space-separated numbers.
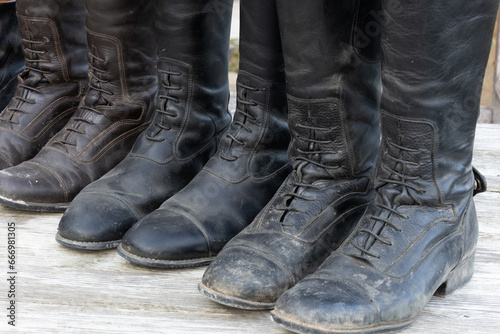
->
435, 251, 475, 296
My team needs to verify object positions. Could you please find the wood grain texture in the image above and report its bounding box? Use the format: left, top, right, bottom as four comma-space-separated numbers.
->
0, 123, 499, 334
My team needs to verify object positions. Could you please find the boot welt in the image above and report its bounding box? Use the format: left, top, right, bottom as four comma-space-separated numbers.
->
197, 282, 275, 311
0, 194, 68, 213
116, 244, 215, 269
55, 232, 120, 251
270, 309, 413, 334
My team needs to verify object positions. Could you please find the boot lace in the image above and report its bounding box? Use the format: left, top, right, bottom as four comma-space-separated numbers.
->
221, 82, 258, 161
53, 51, 113, 149
275, 124, 338, 227
350, 140, 425, 260
146, 69, 182, 142
1, 37, 49, 128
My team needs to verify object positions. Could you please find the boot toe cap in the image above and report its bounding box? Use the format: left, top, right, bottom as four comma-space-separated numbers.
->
57, 192, 139, 249
200, 246, 294, 309
271, 277, 378, 332
118, 209, 211, 267
0, 163, 67, 208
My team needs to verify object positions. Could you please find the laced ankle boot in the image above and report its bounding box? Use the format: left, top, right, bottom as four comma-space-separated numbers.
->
270, 1, 496, 333
199, 0, 382, 310
0, 0, 87, 169
0, 0, 24, 111
0, 0, 157, 212
55, 0, 233, 249
116, 0, 291, 267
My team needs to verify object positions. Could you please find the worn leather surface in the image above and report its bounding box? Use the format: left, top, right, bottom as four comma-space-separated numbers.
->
117, 0, 290, 264
0, 0, 86, 169
56, 0, 233, 248
271, 1, 499, 332
199, 0, 382, 309
0, 0, 157, 211
0, 1, 24, 111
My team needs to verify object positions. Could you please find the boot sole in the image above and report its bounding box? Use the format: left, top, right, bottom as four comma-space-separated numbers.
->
116, 244, 215, 269
0, 194, 68, 212
198, 282, 275, 310
55, 232, 121, 250
270, 252, 476, 334
270, 309, 413, 334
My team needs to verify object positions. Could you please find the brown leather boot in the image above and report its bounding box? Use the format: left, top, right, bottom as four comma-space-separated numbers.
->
0, 0, 157, 212
0, 0, 87, 169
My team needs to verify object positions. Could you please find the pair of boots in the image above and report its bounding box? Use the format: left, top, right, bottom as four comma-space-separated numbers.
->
198, 1, 494, 334
0, 0, 157, 210
0, 0, 235, 214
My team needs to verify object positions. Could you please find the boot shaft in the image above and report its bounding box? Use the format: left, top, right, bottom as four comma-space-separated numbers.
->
275, 0, 382, 180
154, 0, 232, 127
47, 0, 158, 159
135, 0, 233, 161
0, 1, 24, 109
15, 0, 88, 82
239, 0, 285, 82
85, 0, 157, 104
379, 0, 499, 204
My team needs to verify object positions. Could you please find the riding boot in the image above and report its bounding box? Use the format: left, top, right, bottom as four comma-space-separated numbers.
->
199, 0, 382, 309
117, 0, 290, 267
0, 0, 86, 169
56, 0, 233, 249
271, 1, 496, 333
0, 0, 24, 111
0, 0, 157, 211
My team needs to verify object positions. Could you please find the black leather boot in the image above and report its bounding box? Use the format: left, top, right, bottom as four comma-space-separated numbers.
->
0, 1, 24, 111
270, 1, 496, 333
0, 0, 157, 212
55, 0, 233, 249
117, 0, 291, 267
0, 0, 87, 170
199, 0, 382, 310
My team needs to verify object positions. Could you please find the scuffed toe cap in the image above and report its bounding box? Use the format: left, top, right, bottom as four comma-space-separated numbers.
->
57, 192, 139, 248
0, 163, 65, 203
119, 208, 209, 262
271, 277, 378, 333
200, 246, 295, 309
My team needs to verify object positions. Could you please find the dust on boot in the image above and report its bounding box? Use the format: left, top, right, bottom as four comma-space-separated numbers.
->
270, 1, 496, 333
0, 0, 157, 212
56, 0, 233, 249
0, 0, 87, 170
199, 0, 382, 310
117, 0, 291, 267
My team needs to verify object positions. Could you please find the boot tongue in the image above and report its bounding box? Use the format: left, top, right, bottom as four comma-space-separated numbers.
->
295, 160, 332, 185
84, 89, 108, 107
22, 70, 48, 87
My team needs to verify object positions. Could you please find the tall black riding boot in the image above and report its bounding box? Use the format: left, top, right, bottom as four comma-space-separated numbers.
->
117, 0, 291, 267
271, 1, 496, 333
0, 0, 157, 212
56, 0, 233, 249
0, 1, 24, 111
0, 0, 87, 169
199, 0, 382, 309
